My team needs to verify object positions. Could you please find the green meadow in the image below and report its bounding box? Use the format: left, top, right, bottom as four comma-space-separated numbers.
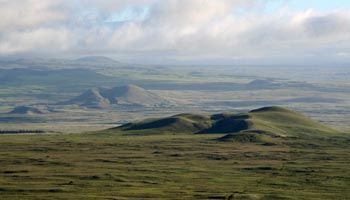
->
0, 131, 349, 200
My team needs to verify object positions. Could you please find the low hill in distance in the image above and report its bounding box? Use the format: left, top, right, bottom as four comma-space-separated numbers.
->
0, 56, 126, 69
73, 56, 124, 67
62, 84, 170, 108
141, 78, 319, 91
8, 106, 49, 115
104, 106, 341, 142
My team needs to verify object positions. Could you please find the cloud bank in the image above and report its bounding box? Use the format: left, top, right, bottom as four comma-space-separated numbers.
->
0, 0, 350, 64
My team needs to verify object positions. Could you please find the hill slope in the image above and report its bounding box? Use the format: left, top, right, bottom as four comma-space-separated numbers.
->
107, 106, 339, 140
63, 84, 169, 108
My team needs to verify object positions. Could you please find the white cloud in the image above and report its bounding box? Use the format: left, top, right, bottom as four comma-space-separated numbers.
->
0, 0, 350, 64
0, 0, 68, 30
77, 0, 155, 12
0, 28, 72, 54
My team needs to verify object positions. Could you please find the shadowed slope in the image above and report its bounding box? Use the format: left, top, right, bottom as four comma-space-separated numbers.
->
202, 114, 253, 133
118, 113, 212, 134
64, 87, 110, 107
102, 85, 168, 106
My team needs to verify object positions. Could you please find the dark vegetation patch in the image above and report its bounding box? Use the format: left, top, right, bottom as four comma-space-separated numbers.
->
243, 167, 277, 171
80, 175, 101, 180
0, 130, 45, 134
2, 170, 29, 174
217, 133, 264, 143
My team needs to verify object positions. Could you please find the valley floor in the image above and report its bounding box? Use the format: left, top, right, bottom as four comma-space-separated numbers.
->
0, 133, 349, 200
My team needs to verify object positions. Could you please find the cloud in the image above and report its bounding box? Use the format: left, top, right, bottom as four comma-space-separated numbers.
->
0, 0, 68, 30
0, 28, 72, 55
0, 0, 350, 64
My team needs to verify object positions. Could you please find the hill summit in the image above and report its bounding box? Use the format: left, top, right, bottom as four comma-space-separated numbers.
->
107, 106, 339, 141
63, 84, 169, 108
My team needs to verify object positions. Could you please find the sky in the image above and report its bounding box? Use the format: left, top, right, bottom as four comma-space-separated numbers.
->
0, 0, 350, 65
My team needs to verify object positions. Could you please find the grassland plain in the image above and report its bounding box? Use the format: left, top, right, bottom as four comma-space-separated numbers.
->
0, 130, 349, 200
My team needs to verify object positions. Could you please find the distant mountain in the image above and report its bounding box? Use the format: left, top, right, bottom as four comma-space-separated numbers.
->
105, 106, 340, 142
74, 56, 122, 66
62, 84, 170, 108
0, 56, 126, 69
8, 106, 45, 115
246, 79, 279, 89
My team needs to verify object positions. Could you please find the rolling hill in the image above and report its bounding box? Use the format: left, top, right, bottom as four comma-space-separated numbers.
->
62, 84, 170, 108
106, 106, 340, 141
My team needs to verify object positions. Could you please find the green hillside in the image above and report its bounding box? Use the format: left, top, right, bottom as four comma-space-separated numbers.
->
106, 106, 340, 141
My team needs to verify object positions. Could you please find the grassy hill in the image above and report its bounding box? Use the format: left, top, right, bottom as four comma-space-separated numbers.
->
105, 106, 340, 141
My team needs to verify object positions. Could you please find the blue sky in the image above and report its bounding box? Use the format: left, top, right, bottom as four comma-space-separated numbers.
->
1, 0, 350, 65
288, 0, 350, 10
101, 1, 350, 24
106, 7, 150, 23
